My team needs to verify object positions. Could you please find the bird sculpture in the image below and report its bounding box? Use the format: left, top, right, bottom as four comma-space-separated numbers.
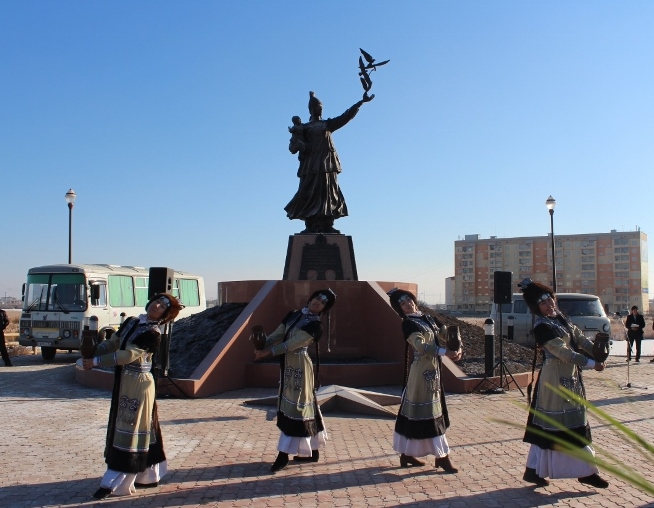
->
356, 48, 389, 93
359, 48, 390, 71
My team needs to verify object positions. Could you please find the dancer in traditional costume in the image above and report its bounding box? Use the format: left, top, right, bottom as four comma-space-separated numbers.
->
518, 278, 609, 489
254, 289, 335, 472
387, 288, 461, 472
83, 293, 182, 499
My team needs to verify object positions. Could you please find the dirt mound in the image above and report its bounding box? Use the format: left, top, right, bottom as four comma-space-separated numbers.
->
419, 306, 535, 376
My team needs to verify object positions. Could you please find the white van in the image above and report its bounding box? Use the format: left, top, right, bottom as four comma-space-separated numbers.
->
489, 293, 611, 347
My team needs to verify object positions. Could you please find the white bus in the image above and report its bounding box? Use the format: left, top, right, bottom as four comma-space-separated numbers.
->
19, 264, 206, 360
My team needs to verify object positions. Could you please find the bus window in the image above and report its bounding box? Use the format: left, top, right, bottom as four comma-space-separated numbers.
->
176, 278, 200, 307
50, 274, 86, 311
90, 283, 107, 307
135, 277, 149, 307
24, 274, 50, 311
108, 275, 135, 307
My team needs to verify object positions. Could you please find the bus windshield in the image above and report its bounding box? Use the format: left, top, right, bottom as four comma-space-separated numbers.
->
24, 273, 87, 312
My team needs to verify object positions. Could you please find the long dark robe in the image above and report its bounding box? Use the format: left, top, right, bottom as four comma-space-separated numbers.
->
285, 103, 361, 221
103, 317, 166, 473
394, 315, 450, 440
523, 314, 592, 450
271, 310, 325, 437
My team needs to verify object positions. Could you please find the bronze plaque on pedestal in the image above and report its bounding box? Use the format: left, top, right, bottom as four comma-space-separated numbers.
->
283, 234, 358, 281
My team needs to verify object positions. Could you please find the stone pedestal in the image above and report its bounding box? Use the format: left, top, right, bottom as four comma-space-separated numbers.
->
283, 233, 357, 281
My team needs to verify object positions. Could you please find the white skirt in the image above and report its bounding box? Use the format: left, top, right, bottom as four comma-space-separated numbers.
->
526, 444, 598, 479
277, 430, 328, 457
99, 460, 168, 496
393, 431, 450, 458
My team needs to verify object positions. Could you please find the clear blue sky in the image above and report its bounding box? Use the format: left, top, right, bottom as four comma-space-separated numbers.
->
2, 1, 653, 303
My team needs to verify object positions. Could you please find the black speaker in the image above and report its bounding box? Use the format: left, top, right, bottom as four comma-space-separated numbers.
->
148, 267, 174, 299
493, 271, 512, 304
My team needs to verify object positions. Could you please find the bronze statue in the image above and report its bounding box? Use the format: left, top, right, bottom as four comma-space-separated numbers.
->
284, 91, 373, 234
285, 49, 389, 234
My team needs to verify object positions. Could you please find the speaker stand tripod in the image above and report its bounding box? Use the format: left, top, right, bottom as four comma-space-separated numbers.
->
154, 322, 190, 398
474, 307, 525, 395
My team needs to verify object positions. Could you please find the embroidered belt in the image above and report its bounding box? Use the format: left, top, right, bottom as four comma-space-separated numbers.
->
125, 363, 152, 373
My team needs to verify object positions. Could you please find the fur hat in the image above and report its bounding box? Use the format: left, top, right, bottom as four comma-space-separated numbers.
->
145, 293, 183, 323
387, 288, 417, 318
308, 288, 336, 313
517, 278, 555, 316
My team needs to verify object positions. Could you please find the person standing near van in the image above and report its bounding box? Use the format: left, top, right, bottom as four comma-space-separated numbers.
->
518, 278, 609, 489
624, 306, 645, 362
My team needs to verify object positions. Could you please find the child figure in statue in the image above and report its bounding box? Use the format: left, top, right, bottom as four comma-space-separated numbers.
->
288, 115, 306, 156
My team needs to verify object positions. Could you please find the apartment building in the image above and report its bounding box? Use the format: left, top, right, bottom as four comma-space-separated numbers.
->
453, 230, 648, 314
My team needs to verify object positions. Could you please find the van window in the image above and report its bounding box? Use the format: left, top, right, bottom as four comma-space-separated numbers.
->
513, 300, 528, 314
500, 303, 512, 313
558, 298, 604, 317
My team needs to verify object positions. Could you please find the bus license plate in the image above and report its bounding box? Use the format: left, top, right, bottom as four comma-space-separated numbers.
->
37, 342, 51, 347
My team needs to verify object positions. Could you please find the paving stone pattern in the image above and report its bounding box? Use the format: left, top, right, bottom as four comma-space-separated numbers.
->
0, 352, 653, 507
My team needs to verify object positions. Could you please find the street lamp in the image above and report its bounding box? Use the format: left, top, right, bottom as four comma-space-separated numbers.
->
65, 188, 77, 264
545, 195, 556, 292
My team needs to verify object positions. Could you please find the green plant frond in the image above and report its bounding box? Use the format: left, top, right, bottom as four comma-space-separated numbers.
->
492, 417, 654, 495
525, 406, 591, 446
546, 383, 654, 460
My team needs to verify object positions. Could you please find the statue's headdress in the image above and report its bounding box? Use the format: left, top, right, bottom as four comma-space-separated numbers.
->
308, 91, 322, 120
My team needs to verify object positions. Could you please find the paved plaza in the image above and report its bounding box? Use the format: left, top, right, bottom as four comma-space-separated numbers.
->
0, 353, 653, 508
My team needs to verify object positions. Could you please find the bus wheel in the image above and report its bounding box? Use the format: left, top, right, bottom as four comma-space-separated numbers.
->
41, 347, 57, 361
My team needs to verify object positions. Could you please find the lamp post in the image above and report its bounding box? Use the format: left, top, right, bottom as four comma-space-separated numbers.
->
545, 195, 556, 292
65, 188, 77, 264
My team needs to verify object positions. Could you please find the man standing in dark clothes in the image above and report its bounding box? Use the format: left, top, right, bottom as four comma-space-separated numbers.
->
625, 306, 646, 362
0, 309, 13, 366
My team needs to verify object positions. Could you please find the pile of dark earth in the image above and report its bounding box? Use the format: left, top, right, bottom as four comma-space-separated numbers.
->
418, 305, 536, 376
167, 303, 248, 379
166, 302, 536, 379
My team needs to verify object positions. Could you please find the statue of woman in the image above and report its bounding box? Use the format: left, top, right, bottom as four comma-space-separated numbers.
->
285, 91, 373, 234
